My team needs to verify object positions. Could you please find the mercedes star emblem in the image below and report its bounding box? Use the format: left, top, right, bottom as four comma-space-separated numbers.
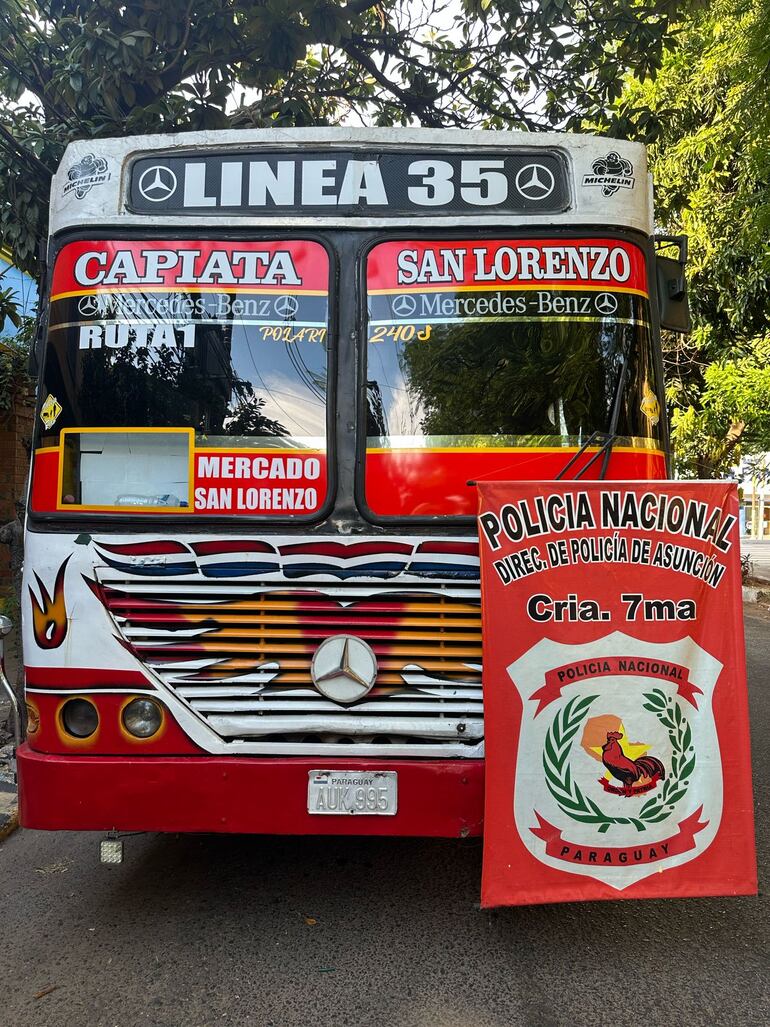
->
392, 293, 417, 317
311, 635, 378, 704
77, 293, 105, 316
137, 165, 178, 202
514, 163, 556, 201
274, 294, 299, 318
595, 292, 619, 315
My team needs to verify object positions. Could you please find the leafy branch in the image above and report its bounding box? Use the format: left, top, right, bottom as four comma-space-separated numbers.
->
639, 689, 696, 821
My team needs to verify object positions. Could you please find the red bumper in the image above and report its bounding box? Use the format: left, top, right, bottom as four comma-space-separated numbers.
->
17, 744, 484, 837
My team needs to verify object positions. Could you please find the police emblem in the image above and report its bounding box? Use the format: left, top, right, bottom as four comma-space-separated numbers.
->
509, 633, 723, 890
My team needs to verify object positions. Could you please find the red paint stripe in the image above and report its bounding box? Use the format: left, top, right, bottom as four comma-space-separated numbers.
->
113, 612, 454, 629
191, 540, 277, 556
416, 541, 479, 556
279, 542, 413, 557
97, 540, 191, 556
25, 667, 154, 689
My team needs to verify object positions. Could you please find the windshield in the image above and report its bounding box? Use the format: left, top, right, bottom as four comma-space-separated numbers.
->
365, 237, 662, 517
33, 239, 329, 516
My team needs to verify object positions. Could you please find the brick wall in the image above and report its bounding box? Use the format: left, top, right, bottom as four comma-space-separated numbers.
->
0, 399, 33, 588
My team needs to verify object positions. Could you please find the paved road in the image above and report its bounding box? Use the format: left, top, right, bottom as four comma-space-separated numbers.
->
1, 611, 768, 1027
742, 539, 770, 582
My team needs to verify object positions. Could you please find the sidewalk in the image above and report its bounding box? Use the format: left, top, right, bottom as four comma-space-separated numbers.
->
0, 626, 21, 839
0, 755, 17, 839
741, 539, 770, 583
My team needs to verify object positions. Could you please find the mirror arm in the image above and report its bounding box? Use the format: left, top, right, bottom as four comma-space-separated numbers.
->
654, 234, 688, 264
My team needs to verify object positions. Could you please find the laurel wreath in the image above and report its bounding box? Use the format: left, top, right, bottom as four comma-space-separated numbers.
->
542, 689, 695, 835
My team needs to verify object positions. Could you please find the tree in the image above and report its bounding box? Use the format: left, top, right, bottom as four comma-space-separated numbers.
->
612, 0, 770, 477
0, 0, 685, 297
0, 318, 33, 418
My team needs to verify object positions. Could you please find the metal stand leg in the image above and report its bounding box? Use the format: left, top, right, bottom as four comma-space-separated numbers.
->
0, 616, 21, 784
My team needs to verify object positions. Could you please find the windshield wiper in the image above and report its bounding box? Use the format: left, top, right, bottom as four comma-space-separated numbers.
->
555, 430, 619, 480
556, 330, 634, 481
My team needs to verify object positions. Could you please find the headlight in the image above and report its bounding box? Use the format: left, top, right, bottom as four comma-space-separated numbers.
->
122, 697, 163, 738
61, 698, 98, 738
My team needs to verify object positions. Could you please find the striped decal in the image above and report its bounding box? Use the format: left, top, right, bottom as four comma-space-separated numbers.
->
92, 538, 480, 581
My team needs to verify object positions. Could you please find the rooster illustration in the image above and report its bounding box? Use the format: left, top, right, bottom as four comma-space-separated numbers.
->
601, 730, 665, 796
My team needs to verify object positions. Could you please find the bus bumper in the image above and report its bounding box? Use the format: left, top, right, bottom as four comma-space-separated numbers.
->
17, 744, 484, 837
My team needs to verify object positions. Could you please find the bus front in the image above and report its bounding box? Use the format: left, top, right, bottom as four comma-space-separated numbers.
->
18, 129, 667, 837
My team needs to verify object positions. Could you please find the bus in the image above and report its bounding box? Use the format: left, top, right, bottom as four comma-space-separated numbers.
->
14, 128, 688, 842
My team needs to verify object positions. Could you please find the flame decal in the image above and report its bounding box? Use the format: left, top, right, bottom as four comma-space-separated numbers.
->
29, 556, 71, 649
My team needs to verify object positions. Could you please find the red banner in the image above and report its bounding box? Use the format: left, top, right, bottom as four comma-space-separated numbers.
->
51, 239, 329, 296
367, 238, 648, 294
477, 481, 756, 906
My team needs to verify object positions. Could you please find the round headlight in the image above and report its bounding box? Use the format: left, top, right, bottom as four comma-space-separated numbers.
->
122, 697, 163, 738
61, 698, 98, 738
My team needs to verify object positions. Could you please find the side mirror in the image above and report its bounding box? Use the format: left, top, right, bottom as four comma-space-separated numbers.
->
654, 235, 691, 334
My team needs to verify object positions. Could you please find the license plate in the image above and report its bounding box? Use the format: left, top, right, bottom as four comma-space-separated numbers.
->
307, 770, 397, 816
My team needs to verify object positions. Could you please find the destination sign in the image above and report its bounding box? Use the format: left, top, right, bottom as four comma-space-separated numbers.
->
366, 238, 649, 330
128, 150, 570, 216
48, 239, 330, 353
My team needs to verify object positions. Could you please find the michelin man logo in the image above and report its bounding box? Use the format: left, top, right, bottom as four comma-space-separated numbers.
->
64, 154, 111, 199
582, 152, 635, 197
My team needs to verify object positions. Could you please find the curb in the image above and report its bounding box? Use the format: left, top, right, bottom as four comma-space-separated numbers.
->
0, 806, 19, 842
743, 585, 770, 605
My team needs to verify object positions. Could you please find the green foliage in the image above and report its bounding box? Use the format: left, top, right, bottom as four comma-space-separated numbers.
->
0, 284, 20, 330
0, 315, 34, 414
0, 0, 685, 295
614, 0, 770, 476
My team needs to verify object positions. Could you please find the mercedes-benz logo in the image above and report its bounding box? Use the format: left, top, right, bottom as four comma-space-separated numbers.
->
274, 294, 299, 318
78, 293, 106, 317
595, 292, 619, 315
311, 635, 378, 705
137, 164, 177, 202
392, 293, 416, 318
515, 163, 555, 201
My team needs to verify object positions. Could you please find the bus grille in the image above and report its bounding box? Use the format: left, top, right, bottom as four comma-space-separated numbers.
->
91, 562, 483, 755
